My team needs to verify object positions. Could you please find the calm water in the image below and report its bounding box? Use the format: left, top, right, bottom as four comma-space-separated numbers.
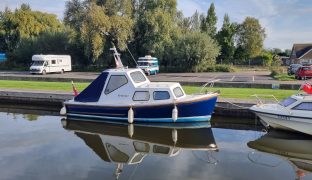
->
0, 112, 311, 180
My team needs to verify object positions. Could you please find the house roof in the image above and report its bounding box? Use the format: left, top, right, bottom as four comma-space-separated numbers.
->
291, 43, 312, 59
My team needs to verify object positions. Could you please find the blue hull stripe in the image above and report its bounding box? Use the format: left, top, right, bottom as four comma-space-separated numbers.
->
67, 113, 211, 123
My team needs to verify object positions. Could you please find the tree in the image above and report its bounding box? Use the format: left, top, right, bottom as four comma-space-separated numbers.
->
216, 14, 236, 64
236, 17, 266, 63
201, 3, 217, 38
171, 31, 220, 72
64, 0, 134, 63
0, 4, 63, 52
134, 0, 178, 61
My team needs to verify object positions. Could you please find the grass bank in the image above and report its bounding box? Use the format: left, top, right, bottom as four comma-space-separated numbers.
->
0, 80, 297, 100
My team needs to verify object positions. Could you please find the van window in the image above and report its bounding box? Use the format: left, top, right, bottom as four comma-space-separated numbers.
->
133, 91, 150, 101
130, 71, 146, 83
104, 75, 128, 94
51, 60, 56, 64
292, 102, 312, 111
154, 91, 170, 100
58, 59, 62, 63
173, 87, 184, 97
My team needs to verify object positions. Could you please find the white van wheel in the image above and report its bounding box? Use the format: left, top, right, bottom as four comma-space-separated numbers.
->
42, 70, 46, 75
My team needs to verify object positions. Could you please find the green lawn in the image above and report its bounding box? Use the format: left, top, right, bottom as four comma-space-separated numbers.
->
0, 80, 297, 100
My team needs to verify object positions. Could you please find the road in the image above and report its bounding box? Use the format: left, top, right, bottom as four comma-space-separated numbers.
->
0, 70, 303, 86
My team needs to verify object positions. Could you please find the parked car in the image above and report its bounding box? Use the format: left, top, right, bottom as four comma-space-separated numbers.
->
287, 64, 302, 75
295, 66, 312, 80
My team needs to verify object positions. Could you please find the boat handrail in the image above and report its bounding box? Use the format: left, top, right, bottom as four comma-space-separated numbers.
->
251, 94, 279, 104
251, 94, 292, 115
198, 79, 220, 94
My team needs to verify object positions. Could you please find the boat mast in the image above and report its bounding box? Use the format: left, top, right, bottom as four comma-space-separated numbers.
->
110, 47, 124, 69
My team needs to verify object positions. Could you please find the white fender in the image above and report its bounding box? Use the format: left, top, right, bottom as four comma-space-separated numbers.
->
128, 124, 134, 138
60, 106, 66, 115
128, 107, 134, 124
172, 129, 177, 144
172, 105, 178, 122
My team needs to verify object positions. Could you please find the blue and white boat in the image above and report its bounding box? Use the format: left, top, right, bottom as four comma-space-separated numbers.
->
61, 48, 219, 123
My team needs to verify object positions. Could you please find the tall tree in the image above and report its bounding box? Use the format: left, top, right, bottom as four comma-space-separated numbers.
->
64, 0, 134, 63
134, 0, 178, 60
0, 4, 63, 52
216, 14, 236, 64
201, 3, 217, 38
236, 17, 266, 62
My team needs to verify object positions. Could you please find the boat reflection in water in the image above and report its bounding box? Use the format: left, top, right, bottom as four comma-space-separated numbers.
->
248, 130, 312, 180
61, 118, 218, 179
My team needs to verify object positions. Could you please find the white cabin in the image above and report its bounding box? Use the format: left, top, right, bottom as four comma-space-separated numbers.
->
71, 68, 186, 106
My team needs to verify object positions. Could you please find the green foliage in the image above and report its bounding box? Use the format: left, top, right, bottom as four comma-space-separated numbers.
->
134, 0, 177, 60
216, 14, 236, 64
171, 31, 220, 72
215, 64, 236, 72
0, 4, 64, 53
201, 3, 217, 38
236, 17, 266, 62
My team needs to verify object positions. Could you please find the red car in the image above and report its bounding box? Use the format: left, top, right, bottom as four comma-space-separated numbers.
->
295, 66, 312, 80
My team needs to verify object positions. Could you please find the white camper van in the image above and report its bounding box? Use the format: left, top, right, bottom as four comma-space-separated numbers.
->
29, 55, 71, 75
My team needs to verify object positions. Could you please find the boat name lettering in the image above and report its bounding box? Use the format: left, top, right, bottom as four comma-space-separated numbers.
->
277, 115, 290, 121
118, 94, 129, 98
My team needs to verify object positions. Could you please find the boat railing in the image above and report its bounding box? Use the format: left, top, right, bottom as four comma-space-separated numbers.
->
251, 94, 279, 105
251, 94, 292, 114
197, 79, 220, 94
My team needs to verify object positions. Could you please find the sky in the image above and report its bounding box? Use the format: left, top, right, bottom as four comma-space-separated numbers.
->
1, 0, 312, 50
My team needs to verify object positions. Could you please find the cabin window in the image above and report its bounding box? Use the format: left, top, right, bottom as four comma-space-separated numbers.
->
133, 91, 150, 101
153, 145, 170, 154
104, 75, 128, 94
106, 143, 129, 162
279, 97, 296, 107
133, 141, 150, 152
51, 60, 56, 64
130, 71, 146, 83
153, 91, 170, 100
173, 87, 184, 97
292, 102, 312, 111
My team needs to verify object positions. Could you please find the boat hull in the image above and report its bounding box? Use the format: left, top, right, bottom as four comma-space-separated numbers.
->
254, 111, 312, 136
65, 96, 217, 123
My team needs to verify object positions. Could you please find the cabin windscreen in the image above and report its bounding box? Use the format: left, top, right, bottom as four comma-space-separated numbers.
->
74, 72, 108, 102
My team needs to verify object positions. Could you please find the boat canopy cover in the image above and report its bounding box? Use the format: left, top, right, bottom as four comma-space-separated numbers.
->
74, 72, 108, 102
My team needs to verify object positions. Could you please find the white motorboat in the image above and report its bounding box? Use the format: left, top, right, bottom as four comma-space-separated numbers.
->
250, 83, 312, 135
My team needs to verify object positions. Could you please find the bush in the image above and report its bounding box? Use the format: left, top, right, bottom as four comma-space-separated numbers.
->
215, 64, 236, 72
270, 66, 284, 76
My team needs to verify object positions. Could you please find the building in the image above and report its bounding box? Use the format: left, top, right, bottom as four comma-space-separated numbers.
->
289, 43, 312, 65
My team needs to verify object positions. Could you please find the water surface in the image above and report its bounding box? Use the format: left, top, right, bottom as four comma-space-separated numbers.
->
0, 112, 311, 180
